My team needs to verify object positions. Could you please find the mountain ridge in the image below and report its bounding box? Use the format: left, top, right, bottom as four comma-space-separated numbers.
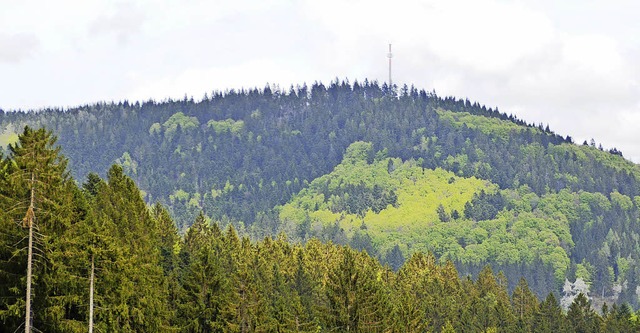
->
1, 80, 639, 304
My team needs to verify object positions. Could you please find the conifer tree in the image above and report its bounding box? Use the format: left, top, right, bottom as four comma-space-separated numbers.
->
90, 165, 170, 332
0, 127, 74, 332
385, 244, 405, 272
473, 266, 511, 331
532, 293, 568, 333
567, 293, 600, 333
177, 212, 230, 332
291, 244, 323, 331
601, 303, 635, 333
512, 277, 539, 332
324, 246, 385, 332
391, 252, 433, 331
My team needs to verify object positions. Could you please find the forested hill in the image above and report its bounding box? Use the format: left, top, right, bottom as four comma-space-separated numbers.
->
1, 128, 638, 332
2, 80, 640, 305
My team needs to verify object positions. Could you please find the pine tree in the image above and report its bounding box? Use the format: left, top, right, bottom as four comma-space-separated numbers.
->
177, 213, 229, 332
567, 293, 600, 333
391, 252, 433, 332
151, 203, 180, 327
324, 246, 384, 332
601, 303, 635, 333
473, 266, 511, 331
0, 165, 26, 330
511, 277, 539, 332
90, 165, 170, 332
385, 244, 405, 272
532, 293, 568, 333
0, 127, 75, 332
290, 245, 322, 331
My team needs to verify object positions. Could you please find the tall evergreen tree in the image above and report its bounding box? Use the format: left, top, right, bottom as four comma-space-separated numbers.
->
89, 165, 170, 332
532, 293, 568, 333
511, 277, 539, 332
0, 127, 77, 332
177, 212, 230, 332
324, 246, 385, 332
567, 293, 600, 333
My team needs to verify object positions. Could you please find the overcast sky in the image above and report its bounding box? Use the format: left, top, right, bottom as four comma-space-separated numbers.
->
1, 0, 639, 161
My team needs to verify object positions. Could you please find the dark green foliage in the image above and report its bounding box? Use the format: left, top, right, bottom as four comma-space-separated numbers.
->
2, 129, 640, 331
601, 303, 637, 332
0, 127, 81, 332
1, 128, 173, 332
567, 293, 601, 333
348, 231, 377, 257
512, 277, 539, 332
0, 81, 576, 231
88, 165, 171, 332
3, 79, 640, 318
437, 204, 451, 222
385, 244, 405, 272
329, 183, 398, 216
177, 212, 230, 332
532, 293, 569, 333
464, 190, 505, 221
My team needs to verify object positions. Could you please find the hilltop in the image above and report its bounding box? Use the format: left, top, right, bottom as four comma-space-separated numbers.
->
1, 80, 639, 305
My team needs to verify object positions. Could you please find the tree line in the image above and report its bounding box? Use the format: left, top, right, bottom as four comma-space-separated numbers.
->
1, 127, 639, 332
2, 79, 640, 310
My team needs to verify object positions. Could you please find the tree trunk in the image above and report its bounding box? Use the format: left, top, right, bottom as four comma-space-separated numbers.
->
89, 254, 95, 333
25, 173, 35, 333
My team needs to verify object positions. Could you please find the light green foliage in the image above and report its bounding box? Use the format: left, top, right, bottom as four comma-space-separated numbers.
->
0, 128, 19, 148
170, 189, 190, 203
436, 108, 540, 141
115, 151, 137, 175
610, 191, 633, 210
617, 257, 630, 283
162, 112, 200, 140
279, 147, 487, 246
575, 261, 594, 285
188, 192, 201, 209
281, 142, 577, 281
7, 77, 640, 329
223, 180, 234, 193
149, 122, 161, 135
207, 118, 245, 136
210, 185, 222, 199
343, 141, 373, 163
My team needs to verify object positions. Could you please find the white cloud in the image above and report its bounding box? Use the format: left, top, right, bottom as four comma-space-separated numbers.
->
0, 33, 39, 63
89, 2, 146, 45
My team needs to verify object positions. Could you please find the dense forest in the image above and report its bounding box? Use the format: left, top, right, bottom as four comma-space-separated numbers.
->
2, 80, 640, 308
1, 127, 639, 332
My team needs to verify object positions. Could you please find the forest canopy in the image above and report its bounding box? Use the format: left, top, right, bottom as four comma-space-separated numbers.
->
1, 80, 640, 310
0, 126, 638, 332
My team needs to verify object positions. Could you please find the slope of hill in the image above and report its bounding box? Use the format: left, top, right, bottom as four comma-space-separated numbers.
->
278, 141, 573, 295
1, 80, 640, 304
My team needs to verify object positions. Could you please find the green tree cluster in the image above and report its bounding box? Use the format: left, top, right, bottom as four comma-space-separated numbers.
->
2, 79, 640, 306
3, 127, 639, 332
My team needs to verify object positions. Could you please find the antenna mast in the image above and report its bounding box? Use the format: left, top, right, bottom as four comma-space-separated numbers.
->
387, 43, 393, 88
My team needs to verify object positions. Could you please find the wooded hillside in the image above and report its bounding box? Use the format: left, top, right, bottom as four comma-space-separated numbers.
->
1, 81, 639, 307
2, 127, 639, 332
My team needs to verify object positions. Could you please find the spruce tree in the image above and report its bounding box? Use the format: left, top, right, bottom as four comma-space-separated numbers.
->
177, 212, 230, 332
0, 127, 75, 332
511, 277, 539, 332
90, 165, 170, 332
532, 293, 568, 333
567, 293, 600, 333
